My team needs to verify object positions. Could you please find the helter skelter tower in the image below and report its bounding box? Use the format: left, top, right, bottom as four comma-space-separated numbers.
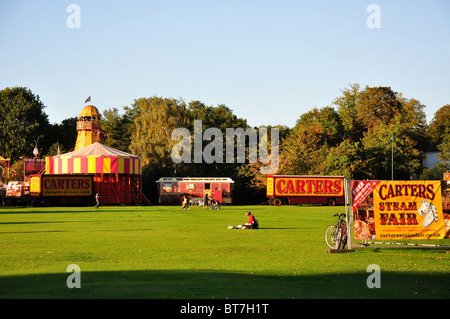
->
74, 104, 108, 150
45, 102, 150, 205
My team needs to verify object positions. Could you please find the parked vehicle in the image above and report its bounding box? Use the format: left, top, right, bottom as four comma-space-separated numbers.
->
266, 175, 345, 206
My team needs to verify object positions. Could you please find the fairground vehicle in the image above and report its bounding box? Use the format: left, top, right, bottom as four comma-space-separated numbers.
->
325, 213, 348, 249
266, 175, 345, 206
4, 181, 30, 206
156, 177, 234, 205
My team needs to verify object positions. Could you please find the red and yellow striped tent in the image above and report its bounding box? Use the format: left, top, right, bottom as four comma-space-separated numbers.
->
46, 142, 140, 175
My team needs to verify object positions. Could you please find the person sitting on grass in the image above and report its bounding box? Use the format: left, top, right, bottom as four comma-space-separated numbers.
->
228, 211, 259, 229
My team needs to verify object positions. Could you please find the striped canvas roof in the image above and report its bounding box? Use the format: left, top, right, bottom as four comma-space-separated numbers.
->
59, 142, 139, 159
46, 142, 141, 175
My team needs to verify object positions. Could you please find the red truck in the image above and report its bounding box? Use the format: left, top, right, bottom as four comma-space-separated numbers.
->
266, 175, 345, 206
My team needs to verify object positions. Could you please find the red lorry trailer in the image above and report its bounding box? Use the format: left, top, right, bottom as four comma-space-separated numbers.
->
266, 175, 345, 206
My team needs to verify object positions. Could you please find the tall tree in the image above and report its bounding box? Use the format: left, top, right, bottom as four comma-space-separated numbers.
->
435, 128, 450, 172
422, 104, 450, 179
429, 104, 450, 145
356, 86, 403, 128
327, 84, 427, 179
0, 87, 52, 161
102, 107, 136, 152
130, 96, 190, 168
186, 101, 250, 177
280, 106, 342, 175
334, 83, 364, 141
326, 139, 369, 179
52, 116, 78, 153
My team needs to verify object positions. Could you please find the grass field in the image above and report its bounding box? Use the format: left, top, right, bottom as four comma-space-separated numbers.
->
0, 204, 448, 299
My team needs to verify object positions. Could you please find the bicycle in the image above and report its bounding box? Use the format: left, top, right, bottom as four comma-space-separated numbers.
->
325, 213, 348, 249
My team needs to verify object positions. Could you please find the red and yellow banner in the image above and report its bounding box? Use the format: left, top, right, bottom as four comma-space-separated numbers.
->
373, 181, 445, 240
270, 176, 343, 197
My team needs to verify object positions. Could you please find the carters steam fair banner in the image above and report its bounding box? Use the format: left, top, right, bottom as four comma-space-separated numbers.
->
352, 180, 447, 240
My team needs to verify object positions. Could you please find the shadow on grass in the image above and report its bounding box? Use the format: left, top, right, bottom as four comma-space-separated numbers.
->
1, 269, 448, 299
0, 207, 150, 215
0, 208, 100, 215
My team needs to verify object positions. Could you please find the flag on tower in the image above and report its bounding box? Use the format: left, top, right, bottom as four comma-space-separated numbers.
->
85, 96, 91, 103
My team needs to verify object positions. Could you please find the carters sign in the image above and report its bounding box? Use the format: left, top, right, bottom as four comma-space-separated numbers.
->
41, 176, 92, 196
269, 176, 343, 197
372, 181, 444, 239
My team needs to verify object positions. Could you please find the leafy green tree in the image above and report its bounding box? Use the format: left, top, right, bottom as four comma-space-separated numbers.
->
102, 107, 135, 152
429, 104, 450, 145
361, 122, 422, 180
326, 139, 369, 179
421, 132, 450, 180
333, 83, 364, 141
356, 86, 403, 128
280, 106, 342, 175
130, 96, 190, 168
185, 101, 250, 177
281, 123, 326, 175
434, 128, 450, 172
128, 96, 191, 203
46, 141, 65, 157
327, 84, 427, 179
296, 106, 343, 145
0, 87, 52, 161
422, 105, 450, 179
49, 116, 78, 153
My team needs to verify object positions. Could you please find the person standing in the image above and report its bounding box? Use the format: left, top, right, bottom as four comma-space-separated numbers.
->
203, 193, 209, 210
95, 193, 100, 208
182, 195, 190, 210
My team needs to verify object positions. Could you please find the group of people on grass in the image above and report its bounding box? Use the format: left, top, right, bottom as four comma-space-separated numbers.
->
181, 192, 220, 210
96, 192, 258, 230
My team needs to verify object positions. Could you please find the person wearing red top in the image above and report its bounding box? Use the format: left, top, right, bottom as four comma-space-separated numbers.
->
247, 211, 255, 224
228, 211, 258, 229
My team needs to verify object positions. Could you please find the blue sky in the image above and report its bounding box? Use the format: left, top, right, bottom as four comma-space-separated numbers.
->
1, 0, 449, 128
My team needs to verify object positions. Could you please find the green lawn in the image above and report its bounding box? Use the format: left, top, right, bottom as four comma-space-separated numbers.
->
0, 204, 448, 299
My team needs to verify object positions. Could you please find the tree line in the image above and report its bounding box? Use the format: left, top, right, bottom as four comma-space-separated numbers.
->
1, 85, 449, 203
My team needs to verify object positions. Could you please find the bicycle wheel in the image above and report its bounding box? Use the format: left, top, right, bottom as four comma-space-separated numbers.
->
325, 225, 336, 249
334, 227, 343, 249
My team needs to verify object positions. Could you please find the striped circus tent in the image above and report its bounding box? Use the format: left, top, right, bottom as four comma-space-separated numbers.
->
46, 142, 141, 175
